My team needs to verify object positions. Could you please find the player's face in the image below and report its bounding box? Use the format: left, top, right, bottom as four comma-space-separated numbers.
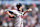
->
19, 6, 23, 11
21, 6, 23, 9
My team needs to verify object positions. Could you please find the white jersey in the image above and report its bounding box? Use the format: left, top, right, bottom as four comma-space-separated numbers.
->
10, 10, 24, 27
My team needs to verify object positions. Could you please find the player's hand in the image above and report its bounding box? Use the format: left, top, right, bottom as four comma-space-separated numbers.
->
28, 9, 32, 11
10, 15, 13, 17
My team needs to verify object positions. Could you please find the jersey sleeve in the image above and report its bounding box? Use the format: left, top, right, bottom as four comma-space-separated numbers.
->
9, 10, 20, 16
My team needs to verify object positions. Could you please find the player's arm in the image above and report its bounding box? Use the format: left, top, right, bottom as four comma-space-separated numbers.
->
23, 8, 32, 15
6, 10, 13, 17
6, 10, 17, 18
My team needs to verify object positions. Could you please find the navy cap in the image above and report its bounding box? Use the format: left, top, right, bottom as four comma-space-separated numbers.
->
16, 3, 22, 8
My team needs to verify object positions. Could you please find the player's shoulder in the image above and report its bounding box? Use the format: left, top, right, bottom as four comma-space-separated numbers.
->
8, 10, 16, 11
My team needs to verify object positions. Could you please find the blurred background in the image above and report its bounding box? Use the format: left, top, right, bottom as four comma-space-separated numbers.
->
0, 0, 40, 27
